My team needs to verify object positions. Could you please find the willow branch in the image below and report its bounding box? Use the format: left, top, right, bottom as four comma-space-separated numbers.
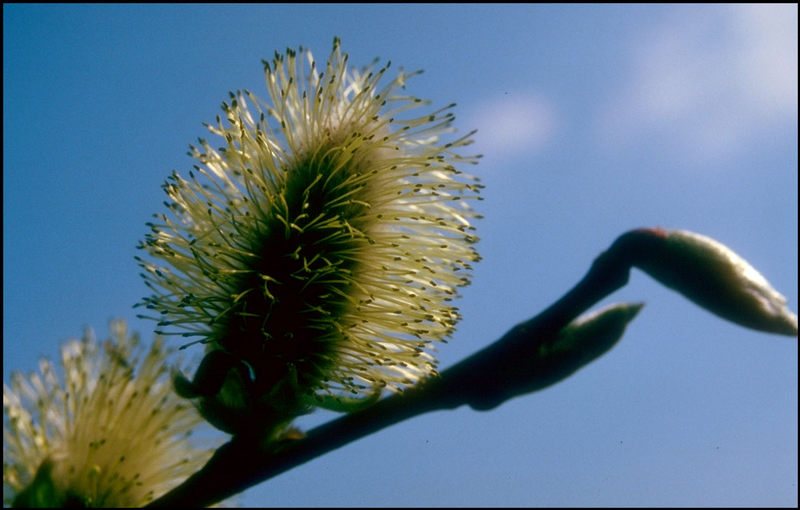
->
148, 230, 639, 507
149, 228, 797, 507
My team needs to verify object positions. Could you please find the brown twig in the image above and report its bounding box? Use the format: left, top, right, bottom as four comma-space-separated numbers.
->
148, 231, 640, 507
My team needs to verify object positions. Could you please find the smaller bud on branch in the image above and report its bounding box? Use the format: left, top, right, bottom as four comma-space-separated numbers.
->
458, 302, 644, 407
526, 302, 645, 391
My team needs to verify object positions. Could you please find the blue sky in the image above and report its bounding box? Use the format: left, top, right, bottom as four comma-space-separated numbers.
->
3, 4, 797, 507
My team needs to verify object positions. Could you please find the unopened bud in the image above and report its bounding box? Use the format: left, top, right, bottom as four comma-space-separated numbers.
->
463, 302, 644, 411
628, 228, 797, 336
523, 302, 645, 394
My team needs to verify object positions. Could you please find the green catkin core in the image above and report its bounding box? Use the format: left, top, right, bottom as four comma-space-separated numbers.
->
213, 148, 374, 397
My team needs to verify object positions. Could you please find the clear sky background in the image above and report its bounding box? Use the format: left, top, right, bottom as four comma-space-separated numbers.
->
3, 4, 797, 507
